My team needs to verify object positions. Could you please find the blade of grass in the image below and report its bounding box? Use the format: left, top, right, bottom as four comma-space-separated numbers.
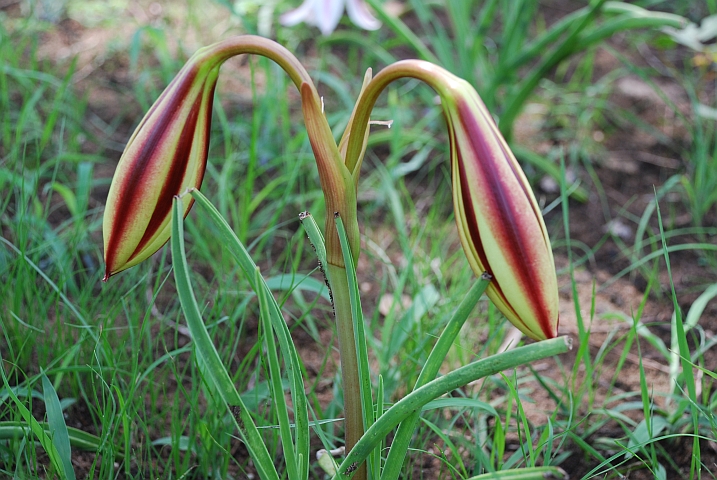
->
255, 267, 300, 478
499, 0, 608, 139
381, 274, 491, 480
0, 362, 67, 479
419, 416, 468, 477
363, 0, 439, 64
375, 374, 384, 480
0, 421, 120, 456
465, 466, 568, 480
560, 155, 595, 406
0, 237, 100, 349
655, 195, 701, 479
335, 214, 376, 475
188, 189, 310, 478
41, 371, 76, 480
503, 371, 535, 467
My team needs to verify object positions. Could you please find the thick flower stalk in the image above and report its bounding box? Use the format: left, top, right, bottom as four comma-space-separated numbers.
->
344, 61, 559, 341
102, 36, 368, 477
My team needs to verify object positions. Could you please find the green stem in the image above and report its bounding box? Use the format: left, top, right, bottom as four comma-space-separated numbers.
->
327, 263, 366, 480
199, 35, 315, 93
333, 336, 572, 479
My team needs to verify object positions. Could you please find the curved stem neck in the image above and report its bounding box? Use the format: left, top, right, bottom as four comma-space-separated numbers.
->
202, 35, 315, 93
344, 60, 457, 175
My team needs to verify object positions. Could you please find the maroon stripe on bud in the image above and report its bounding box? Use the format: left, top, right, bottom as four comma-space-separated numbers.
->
456, 99, 553, 338
104, 67, 200, 273
130, 78, 216, 261
130, 96, 203, 259
476, 105, 545, 228
456, 145, 521, 323
195, 80, 216, 189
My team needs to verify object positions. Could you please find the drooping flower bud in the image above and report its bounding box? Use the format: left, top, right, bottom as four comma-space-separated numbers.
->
343, 61, 559, 340
103, 35, 363, 280
102, 59, 220, 279
445, 78, 559, 341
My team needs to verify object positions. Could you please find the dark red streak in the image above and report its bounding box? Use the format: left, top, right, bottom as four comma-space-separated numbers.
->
105, 68, 198, 275
456, 99, 551, 337
129, 92, 203, 259
456, 146, 521, 324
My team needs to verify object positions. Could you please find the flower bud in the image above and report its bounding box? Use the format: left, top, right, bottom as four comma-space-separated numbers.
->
103, 60, 219, 280
343, 61, 559, 340
444, 77, 559, 340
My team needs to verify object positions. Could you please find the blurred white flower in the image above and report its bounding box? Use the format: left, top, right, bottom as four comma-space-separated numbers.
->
280, 0, 381, 36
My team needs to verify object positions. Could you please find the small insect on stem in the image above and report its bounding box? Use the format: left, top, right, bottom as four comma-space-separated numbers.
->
343, 462, 358, 475
229, 405, 244, 431
298, 210, 334, 309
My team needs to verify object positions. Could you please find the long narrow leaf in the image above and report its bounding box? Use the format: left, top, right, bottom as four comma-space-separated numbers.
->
0, 362, 67, 479
188, 189, 309, 478
381, 276, 491, 480
0, 421, 121, 456
255, 267, 300, 478
655, 198, 701, 477
334, 336, 572, 479
170, 196, 281, 480
335, 214, 376, 475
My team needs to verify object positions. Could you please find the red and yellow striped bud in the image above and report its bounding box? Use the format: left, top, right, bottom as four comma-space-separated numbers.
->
441, 74, 559, 341
103, 36, 360, 280
345, 61, 559, 340
102, 58, 220, 280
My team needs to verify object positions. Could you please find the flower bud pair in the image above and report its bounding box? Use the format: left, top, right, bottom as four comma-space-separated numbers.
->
103, 39, 559, 341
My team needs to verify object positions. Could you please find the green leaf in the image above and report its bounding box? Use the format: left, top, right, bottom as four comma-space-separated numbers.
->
187, 190, 310, 479
335, 214, 377, 475
255, 267, 300, 479
0, 364, 67, 479
465, 466, 569, 480
41, 371, 76, 480
625, 416, 669, 459
335, 336, 572, 478
265, 274, 330, 301
170, 196, 281, 480
422, 397, 497, 416
0, 421, 120, 457
381, 276, 491, 480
